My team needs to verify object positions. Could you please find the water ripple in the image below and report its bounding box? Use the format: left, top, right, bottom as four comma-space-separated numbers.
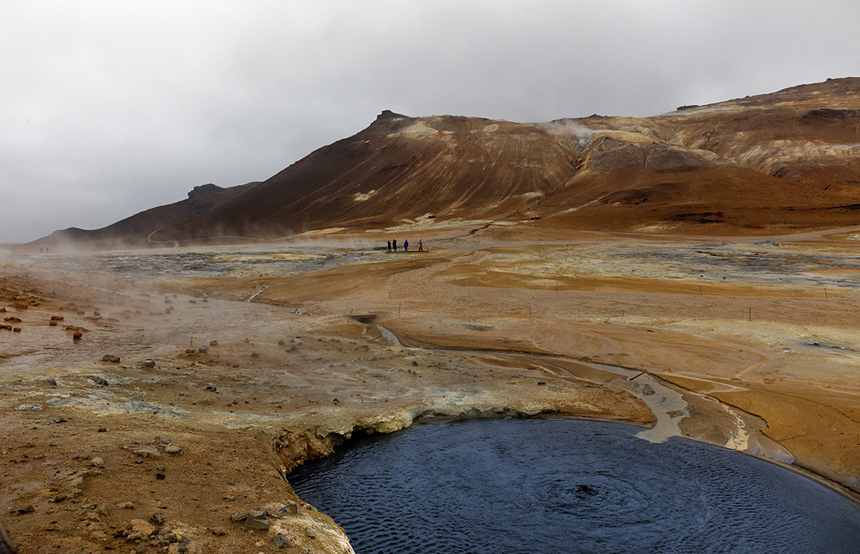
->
290, 419, 860, 554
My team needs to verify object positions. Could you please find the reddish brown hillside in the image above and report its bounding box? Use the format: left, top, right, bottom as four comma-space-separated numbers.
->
531, 77, 860, 233
35, 78, 860, 245
150, 111, 577, 241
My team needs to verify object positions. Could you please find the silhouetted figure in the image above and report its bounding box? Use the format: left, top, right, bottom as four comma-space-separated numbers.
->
418, 239, 423, 251
387, 240, 391, 252
403, 239, 409, 252
392, 239, 397, 252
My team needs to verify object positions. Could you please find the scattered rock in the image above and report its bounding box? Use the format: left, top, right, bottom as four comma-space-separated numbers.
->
277, 502, 298, 515
96, 503, 111, 516
165, 445, 181, 455
117, 501, 135, 509
129, 518, 156, 537
16, 505, 34, 515
168, 540, 203, 554
142, 360, 156, 368
100, 354, 121, 363
124, 445, 162, 459
73, 330, 83, 340
250, 352, 260, 358
210, 527, 227, 536
90, 457, 104, 467
150, 512, 165, 526
91, 376, 109, 386
17, 403, 43, 411
306, 528, 316, 539
641, 384, 656, 396
244, 510, 270, 530
230, 512, 246, 522
204, 384, 217, 392
155, 471, 166, 480
272, 533, 292, 548
197, 346, 208, 354
278, 339, 285, 346
209, 340, 218, 346
44, 377, 58, 387
97, 427, 107, 432
50, 315, 64, 321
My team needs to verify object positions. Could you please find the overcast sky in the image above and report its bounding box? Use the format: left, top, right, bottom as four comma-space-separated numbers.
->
2, 0, 859, 243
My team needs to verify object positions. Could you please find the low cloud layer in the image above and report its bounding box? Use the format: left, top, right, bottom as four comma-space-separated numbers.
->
3, 0, 859, 243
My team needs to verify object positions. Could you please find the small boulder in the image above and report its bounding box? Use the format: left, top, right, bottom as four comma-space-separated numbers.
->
272, 533, 292, 548
244, 510, 269, 530
124, 445, 162, 459
165, 445, 181, 455
100, 354, 120, 363
141, 360, 156, 368
129, 518, 156, 537
277, 502, 298, 515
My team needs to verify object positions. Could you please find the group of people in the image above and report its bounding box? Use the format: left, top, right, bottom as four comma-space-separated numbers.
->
387, 239, 423, 252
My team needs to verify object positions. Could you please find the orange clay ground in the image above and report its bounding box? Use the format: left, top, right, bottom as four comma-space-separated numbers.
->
2, 224, 860, 552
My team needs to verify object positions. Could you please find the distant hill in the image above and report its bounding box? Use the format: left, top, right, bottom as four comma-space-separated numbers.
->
31, 182, 258, 248
35, 78, 860, 246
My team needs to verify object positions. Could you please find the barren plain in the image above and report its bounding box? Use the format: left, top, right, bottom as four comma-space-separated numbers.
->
3, 222, 860, 552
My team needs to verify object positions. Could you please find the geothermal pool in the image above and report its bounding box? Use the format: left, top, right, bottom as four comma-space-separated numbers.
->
289, 419, 860, 554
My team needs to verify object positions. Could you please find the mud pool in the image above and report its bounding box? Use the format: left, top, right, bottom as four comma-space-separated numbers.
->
289, 419, 860, 554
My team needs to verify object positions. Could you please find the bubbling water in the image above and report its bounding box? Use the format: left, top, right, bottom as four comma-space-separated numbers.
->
290, 418, 860, 554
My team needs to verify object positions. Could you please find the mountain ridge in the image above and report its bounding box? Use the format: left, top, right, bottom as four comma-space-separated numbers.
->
33, 77, 860, 246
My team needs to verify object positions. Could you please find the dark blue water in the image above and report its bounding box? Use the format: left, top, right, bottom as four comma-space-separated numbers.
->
288, 418, 860, 554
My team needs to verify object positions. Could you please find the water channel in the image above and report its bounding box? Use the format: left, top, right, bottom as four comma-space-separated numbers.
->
289, 418, 860, 554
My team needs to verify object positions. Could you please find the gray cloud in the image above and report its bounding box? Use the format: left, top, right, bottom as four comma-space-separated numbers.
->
3, 0, 859, 242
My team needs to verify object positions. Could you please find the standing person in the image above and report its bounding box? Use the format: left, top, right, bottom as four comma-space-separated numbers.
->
404, 239, 409, 252
392, 239, 397, 251
387, 240, 391, 252
418, 239, 423, 251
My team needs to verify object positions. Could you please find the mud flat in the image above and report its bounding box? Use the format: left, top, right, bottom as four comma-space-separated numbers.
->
2, 225, 860, 552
